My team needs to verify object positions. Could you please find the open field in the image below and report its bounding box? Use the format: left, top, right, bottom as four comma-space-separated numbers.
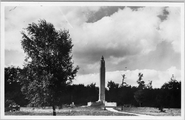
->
116, 107, 181, 116
5, 106, 135, 116
5, 106, 181, 116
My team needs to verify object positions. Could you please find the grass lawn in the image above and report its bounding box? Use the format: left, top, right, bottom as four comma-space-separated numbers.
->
5, 106, 181, 116
5, 106, 135, 116
115, 107, 181, 116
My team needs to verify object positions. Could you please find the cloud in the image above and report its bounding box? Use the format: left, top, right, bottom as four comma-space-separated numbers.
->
87, 6, 125, 23
74, 73, 99, 86
116, 41, 181, 71
73, 66, 181, 88
5, 50, 25, 67
5, 6, 101, 52
159, 7, 181, 52
71, 7, 181, 74
72, 7, 163, 55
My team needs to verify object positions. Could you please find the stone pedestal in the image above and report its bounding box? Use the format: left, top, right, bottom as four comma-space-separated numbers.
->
105, 102, 117, 107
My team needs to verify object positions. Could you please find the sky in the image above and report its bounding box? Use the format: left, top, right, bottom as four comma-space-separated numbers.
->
3, 3, 183, 88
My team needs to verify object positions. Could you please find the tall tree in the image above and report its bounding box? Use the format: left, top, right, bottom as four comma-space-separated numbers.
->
161, 74, 181, 108
121, 74, 129, 87
134, 73, 145, 107
21, 20, 79, 115
107, 81, 119, 102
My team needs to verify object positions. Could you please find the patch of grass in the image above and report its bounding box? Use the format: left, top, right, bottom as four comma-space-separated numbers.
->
5, 106, 134, 116
6, 106, 180, 116
115, 107, 181, 116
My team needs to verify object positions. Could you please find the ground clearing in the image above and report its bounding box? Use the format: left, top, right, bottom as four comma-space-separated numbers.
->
5, 106, 135, 116
115, 107, 181, 116
5, 106, 181, 116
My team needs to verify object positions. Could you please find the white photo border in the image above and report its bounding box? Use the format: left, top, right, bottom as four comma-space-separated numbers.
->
1, 1, 184, 120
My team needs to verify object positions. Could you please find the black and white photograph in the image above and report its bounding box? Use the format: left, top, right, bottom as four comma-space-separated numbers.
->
0, 1, 184, 120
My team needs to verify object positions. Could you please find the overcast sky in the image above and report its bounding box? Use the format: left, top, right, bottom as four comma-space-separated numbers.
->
3, 3, 183, 88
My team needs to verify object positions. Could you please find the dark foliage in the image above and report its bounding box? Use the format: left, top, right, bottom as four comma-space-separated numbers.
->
5, 66, 28, 107
5, 67, 181, 109
59, 83, 99, 106
20, 20, 79, 115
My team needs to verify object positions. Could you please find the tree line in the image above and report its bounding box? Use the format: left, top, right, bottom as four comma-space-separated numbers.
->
5, 66, 181, 109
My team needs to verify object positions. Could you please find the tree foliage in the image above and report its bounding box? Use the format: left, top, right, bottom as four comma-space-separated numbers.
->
134, 73, 145, 106
160, 75, 181, 108
106, 81, 119, 102
5, 66, 28, 107
20, 20, 79, 115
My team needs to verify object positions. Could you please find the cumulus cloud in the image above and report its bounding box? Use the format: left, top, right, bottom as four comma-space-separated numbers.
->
72, 7, 163, 54
5, 6, 101, 52
74, 66, 181, 88
71, 6, 181, 74
159, 7, 181, 52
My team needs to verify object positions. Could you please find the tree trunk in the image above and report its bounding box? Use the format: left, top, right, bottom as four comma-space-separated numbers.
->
52, 105, 56, 116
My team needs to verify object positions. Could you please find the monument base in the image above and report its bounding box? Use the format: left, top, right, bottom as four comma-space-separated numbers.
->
87, 101, 117, 108
105, 101, 117, 107
87, 101, 104, 108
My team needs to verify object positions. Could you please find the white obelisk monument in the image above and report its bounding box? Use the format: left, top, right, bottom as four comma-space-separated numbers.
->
87, 56, 116, 107
99, 56, 105, 103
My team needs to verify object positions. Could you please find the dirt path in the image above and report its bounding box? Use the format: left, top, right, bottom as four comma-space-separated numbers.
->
106, 108, 152, 117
